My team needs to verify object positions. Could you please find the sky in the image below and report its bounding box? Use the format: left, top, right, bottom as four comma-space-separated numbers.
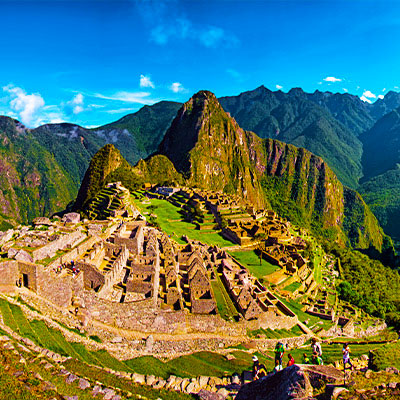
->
1, 0, 400, 128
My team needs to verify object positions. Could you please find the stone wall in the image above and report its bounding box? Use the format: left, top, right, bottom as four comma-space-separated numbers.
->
48, 235, 102, 269
36, 267, 84, 308
0, 261, 18, 292
77, 262, 106, 291
247, 310, 298, 330
33, 229, 86, 261
98, 246, 129, 297
18, 262, 40, 292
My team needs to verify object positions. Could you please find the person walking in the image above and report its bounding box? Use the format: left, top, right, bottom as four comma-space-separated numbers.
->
342, 343, 354, 371
311, 337, 322, 357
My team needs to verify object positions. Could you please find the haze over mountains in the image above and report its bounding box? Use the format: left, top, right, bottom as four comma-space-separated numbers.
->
1, 86, 400, 242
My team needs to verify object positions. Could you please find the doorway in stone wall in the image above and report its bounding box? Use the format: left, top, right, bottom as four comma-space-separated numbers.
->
22, 273, 29, 288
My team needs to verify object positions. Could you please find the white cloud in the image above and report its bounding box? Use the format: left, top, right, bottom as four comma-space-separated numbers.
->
382, 88, 386, 92
276, 84, 283, 90
140, 74, 155, 89
343, 88, 348, 92
378, 94, 384, 99
169, 82, 185, 93
2, 84, 45, 126
362, 90, 376, 99
360, 96, 372, 103
323, 76, 342, 83
147, 10, 239, 49
65, 93, 85, 115
92, 91, 155, 104
105, 107, 137, 114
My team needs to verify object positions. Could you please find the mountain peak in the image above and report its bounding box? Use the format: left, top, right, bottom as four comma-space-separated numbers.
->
288, 87, 306, 97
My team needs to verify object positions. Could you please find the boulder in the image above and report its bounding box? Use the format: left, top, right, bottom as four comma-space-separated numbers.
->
145, 334, 154, 352
7, 248, 18, 259
146, 375, 156, 386
103, 388, 116, 400
132, 373, 146, 384
152, 379, 166, 389
62, 213, 81, 224
231, 374, 241, 385
236, 365, 343, 400
65, 374, 78, 384
78, 378, 90, 390
181, 378, 190, 391
332, 387, 349, 399
111, 336, 123, 343
33, 217, 52, 226
216, 388, 230, 398
199, 376, 210, 388
185, 381, 200, 394
197, 389, 225, 400
225, 354, 236, 361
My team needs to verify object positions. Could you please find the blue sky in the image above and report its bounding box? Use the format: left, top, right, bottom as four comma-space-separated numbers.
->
0, 0, 399, 128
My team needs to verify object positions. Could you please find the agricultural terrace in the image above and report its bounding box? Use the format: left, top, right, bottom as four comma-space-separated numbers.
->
0, 297, 392, 383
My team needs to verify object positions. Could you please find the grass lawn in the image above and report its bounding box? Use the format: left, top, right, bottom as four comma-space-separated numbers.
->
276, 296, 334, 331
284, 281, 302, 292
313, 245, 323, 284
132, 198, 233, 247
211, 272, 239, 321
247, 325, 304, 339
229, 250, 280, 279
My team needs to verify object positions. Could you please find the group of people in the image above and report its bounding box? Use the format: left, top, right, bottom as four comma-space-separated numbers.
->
251, 342, 295, 380
52, 260, 80, 277
252, 337, 354, 380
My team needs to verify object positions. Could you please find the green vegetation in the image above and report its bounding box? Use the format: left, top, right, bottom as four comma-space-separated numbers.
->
133, 198, 233, 247
247, 325, 303, 338
326, 244, 400, 319
284, 281, 302, 292
369, 341, 400, 371
229, 250, 280, 279
211, 272, 239, 321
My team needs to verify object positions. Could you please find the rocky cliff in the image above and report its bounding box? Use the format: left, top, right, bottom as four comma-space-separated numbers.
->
157, 91, 386, 250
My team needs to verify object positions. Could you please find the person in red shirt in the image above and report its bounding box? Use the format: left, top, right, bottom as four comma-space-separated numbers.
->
287, 353, 295, 367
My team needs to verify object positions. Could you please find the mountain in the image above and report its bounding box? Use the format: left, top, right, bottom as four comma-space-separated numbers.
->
0, 117, 76, 227
73, 144, 181, 212
359, 166, 400, 241
219, 86, 364, 188
361, 107, 400, 181
32, 101, 181, 187
97, 101, 182, 162
370, 91, 400, 120
157, 90, 387, 251
360, 107, 400, 241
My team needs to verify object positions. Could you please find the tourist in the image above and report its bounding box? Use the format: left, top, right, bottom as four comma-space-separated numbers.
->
311, 337, 322, 357
274, 341, 285, 367
302, 353, 310, 364
252, 355, 267, 380
342, 343, 354, 371
273, 359, 283, 373
312, 351, 323, 365
287, 354, 295, 367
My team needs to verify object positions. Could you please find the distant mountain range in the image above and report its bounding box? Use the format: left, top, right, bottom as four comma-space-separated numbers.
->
1, 86, 400, 242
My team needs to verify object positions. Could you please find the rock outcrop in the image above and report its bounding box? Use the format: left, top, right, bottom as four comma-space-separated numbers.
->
236, 364, 343, 400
